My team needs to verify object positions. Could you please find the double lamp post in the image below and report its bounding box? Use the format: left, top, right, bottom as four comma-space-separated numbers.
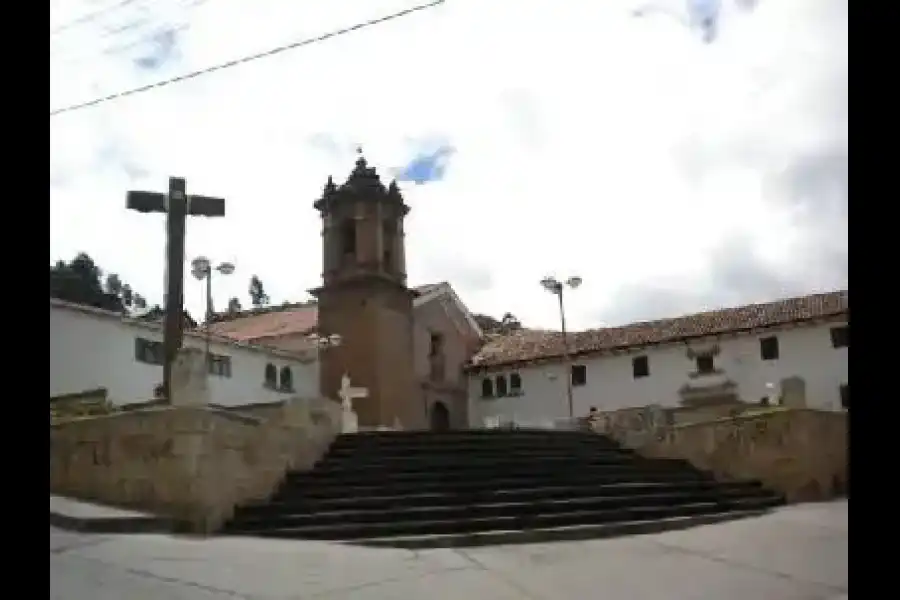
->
540, 275, 582, 420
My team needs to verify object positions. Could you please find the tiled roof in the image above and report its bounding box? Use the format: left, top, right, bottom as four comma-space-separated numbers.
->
208, 283, 442, 342
469, 290, 848, 370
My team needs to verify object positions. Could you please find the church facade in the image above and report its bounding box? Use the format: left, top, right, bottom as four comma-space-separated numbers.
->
208, 156, 483, 430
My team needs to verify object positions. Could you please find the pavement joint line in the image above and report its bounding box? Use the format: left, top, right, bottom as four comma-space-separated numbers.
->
648, 539, 849, 594
455, 548, 551, 600
72, 552, 256, 600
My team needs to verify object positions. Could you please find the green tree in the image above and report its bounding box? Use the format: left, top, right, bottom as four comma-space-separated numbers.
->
51, 253, 148, 313
248, 275, 270, 307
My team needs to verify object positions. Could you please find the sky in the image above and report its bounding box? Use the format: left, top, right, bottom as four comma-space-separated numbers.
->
50, 0, 848, 331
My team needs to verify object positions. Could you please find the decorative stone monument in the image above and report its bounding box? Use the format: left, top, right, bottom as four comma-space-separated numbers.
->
169, 347, 210, 406
337, 373, 368, 434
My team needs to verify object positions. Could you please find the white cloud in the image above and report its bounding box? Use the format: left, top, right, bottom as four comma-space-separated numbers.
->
50, 0, 848, 329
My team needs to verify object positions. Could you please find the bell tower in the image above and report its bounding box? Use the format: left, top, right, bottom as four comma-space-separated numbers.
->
310, 153, 422, 429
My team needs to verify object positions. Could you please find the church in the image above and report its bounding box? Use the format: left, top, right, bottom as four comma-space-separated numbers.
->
207, 155, 484, 431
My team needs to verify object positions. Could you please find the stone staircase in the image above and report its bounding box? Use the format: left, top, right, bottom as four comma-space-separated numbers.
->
221, 429, 784, 547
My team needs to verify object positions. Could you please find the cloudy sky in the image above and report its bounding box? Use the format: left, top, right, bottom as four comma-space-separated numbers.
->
50, 0, 847, 330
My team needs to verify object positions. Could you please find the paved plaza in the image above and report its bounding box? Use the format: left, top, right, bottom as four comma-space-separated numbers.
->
50, 500, 847, 600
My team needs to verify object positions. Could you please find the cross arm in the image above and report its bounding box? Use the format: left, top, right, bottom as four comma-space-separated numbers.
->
187, 195, 226, 217
126, 190, 167, 213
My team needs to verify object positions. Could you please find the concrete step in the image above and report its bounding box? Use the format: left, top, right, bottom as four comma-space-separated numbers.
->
285, 463, 712, 485
223, 497, 784, 540
238, 480, 766, 516
324, 445, 637, 460
227, 488, 781, 531
344, 509, 774, 549
275, 471, 718, 500
311, 454, 689, 474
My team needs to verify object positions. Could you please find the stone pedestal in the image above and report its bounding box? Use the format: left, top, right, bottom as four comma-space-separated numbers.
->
170, 348, 210, 407
341, 408, 359, 434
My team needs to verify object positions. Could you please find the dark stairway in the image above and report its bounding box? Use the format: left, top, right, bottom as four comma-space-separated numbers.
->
222, 429, 785, 548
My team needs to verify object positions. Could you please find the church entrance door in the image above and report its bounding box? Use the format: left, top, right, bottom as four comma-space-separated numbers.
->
430, 401, 450, 432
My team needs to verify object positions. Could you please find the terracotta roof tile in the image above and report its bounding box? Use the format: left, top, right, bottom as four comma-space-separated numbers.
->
207, 305, 318, 341
208, 283, 441, 342
470, 290, 848, 370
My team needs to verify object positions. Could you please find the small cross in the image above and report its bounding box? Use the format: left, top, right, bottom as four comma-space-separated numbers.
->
337, 372, 368, 412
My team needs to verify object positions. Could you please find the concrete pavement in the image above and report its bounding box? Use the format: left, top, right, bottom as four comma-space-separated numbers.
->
50, 500, 848, 599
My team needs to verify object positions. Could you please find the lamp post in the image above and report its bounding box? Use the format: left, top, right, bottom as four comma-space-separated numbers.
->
190, 257, 235, 367
307, 332, 343, 396
540, 275, 583, 420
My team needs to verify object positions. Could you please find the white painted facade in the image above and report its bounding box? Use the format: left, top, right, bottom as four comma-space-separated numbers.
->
50, 300, 317, 407
467, 320, 849, 426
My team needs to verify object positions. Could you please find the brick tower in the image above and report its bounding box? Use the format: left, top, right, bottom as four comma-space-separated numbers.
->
310, 154, 422, 429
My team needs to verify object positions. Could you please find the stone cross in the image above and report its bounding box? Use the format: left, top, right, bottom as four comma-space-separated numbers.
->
126, 177, 226, 402
337, 373, 368, 434
337, 373, 369, 411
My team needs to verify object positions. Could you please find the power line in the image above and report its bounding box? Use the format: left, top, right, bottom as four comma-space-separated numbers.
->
50, 0, 140, 36
50, 0, 445, 118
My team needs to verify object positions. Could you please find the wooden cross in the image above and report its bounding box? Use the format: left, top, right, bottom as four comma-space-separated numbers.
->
337, 372, 368, 412
126, 177, 226, 402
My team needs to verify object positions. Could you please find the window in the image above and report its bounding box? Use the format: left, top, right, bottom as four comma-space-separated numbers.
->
208, 354, 232, 378
495, 374, 508, 397
279, 366, 294, 392
264, 363, 277, 389
480, 377, 494, 398
571, 364, 587, 387
696, 355, 715, 374
509, 372, 522, 394
429, 332, 444, 357
382, 221, 396, 270
340, 219, 356, 255
135, 337, 164, 365
830, 325, 849, 349
839, 384, 849, 410
632, 355, 650, 379
760, 336, 780, 361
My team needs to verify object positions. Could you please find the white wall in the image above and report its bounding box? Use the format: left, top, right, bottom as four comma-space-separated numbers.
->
50, 305, 318, 406
468, 321, 849, 426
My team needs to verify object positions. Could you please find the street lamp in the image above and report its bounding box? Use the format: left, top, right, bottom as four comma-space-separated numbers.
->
307, 332, 343, 395
190, 256, 236, 365
307, 332, 343, 351
540, 275, 583, 419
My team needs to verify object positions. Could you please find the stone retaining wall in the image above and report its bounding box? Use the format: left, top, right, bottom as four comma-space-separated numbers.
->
50, 396, 342, 533
589, 407, 847, 503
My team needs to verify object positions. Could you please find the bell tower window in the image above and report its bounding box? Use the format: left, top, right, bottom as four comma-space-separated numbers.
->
382, 220, 396, 271
340, 219, 356, 256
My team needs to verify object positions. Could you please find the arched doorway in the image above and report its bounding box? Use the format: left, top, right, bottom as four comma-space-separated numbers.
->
430, 401, 450, 432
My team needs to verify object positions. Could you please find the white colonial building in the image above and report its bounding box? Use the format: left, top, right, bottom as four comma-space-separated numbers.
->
50, 298, 317, 407
466, 291, 849, 427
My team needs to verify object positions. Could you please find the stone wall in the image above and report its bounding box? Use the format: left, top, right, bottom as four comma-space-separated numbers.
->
50, 388, 114, 423
50, 396, 342, 533
628, 409, 847, 503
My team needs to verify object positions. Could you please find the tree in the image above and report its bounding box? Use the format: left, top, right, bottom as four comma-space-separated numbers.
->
248, 275, 270, 307
50, 253, 121, 312
500, 313, 523, 332
473, 312, 524, 334
227, 297, 242, 313
50, 253, 148, 313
